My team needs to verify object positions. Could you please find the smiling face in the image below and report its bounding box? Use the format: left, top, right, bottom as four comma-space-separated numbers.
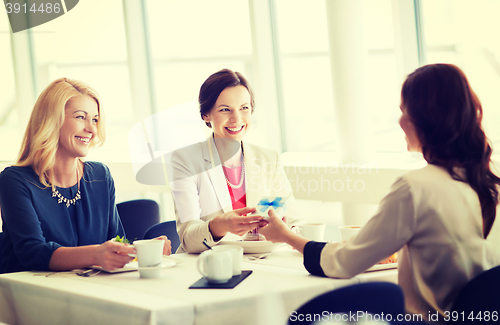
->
399, 104, 421, 153
202, 85, 252, 141
57, 95, 99, 161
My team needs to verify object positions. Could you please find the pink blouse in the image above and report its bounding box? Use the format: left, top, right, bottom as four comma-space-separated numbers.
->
222, 165, 246, 210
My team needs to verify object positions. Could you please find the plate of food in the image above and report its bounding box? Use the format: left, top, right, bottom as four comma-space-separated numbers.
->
365, 253, 398, 272
218, 240, 283, 254
366, 263, 397, 272
91, 256, 176, 273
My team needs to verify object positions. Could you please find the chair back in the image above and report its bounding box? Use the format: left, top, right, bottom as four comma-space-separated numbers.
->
143, 221, 180, 253
451, 265, 500, 317
0, 232, 4, 274
116, 199, 160, 242
289, 282, 405, 325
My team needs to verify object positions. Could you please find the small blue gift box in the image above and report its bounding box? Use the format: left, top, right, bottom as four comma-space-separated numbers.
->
251, 196, 290, 219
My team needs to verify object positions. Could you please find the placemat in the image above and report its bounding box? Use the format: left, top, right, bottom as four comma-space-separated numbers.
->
189, 270, 252, 289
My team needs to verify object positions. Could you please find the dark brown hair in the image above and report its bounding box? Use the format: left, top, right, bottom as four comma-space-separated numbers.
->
199, 69, 255, 127
401, 63, 500, 237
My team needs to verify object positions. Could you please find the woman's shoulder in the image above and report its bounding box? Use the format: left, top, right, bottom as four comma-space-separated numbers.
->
0, 165, 38, 183
171, 141, 205, 158
0, 165, 41, 193
395, 164, 462, 202
401, 164, 451, 185
83, 161, 111, 179
244, 142, 278, 160
170, 141, 207, 168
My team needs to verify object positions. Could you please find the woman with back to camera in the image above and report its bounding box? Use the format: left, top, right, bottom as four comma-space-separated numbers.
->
0, 78, 170, 273
167, 69, 296, 253
259, 64, 500, 321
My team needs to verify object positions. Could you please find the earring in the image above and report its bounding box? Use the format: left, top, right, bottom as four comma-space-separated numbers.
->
202, 115, 211, 128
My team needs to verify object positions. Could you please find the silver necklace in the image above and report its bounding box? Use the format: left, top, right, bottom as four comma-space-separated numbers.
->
225, 161, 245, 189
52, 167, 81, 208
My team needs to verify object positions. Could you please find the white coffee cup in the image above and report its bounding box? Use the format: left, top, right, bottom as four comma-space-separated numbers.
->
339, 225, 361, 241
212, 245, 244, 276
133, 239, 164, 278
297, 223, 326, 241
197, 250, 233, 283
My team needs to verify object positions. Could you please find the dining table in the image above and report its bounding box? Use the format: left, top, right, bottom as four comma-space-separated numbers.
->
0, 245, 397, 325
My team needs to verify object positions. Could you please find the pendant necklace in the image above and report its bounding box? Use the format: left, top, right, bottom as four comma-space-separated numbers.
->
51, 166, 81, 208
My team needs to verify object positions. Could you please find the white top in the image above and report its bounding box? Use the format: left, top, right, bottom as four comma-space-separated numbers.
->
318, 164, 500, 319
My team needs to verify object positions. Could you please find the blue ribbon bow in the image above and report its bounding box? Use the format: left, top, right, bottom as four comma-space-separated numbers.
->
257, 197, 285, 212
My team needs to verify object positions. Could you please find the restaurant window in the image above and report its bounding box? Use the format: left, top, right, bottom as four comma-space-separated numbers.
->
363, 0, 404, 154
146, 0, 258, 146
0, 13, 20, 161
275, 0, 405, 156
420, 0, 500, 152
30, 0, 134, 161
275, 0, 335, 152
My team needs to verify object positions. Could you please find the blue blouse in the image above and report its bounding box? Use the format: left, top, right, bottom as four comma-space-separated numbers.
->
0, 161, 125, 273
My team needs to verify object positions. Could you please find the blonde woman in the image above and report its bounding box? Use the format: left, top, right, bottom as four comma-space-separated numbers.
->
0, 78, 170, 273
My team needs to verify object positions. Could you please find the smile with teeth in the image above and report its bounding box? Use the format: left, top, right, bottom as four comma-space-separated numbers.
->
226, 126, 244, 132
75, 136, 91, 144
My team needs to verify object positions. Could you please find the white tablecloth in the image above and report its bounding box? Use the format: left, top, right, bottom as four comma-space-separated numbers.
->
0, 247, 397, 325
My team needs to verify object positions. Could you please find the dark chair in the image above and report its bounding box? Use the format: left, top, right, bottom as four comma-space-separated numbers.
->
289, 282, 405, 325
0, 232, 4, 274
451, 265, 500, 320
143, 221, 180, 253
116, 199, 160, 242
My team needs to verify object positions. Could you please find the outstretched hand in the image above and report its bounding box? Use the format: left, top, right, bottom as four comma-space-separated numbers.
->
258, 209, 290, 243
209, 207, 267, 238
259, 209, 309, 254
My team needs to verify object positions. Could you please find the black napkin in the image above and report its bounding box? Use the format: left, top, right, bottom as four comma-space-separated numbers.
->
189, 270, 252, 289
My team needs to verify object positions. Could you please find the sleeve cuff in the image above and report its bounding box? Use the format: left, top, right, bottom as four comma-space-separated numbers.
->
303, 241, 327, 277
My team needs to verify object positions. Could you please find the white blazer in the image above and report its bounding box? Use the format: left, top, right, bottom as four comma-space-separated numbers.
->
167, 137, 295, 253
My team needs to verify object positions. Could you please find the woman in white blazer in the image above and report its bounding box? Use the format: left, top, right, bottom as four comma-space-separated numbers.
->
167, 69, 295, 253
259, 64, 500, 322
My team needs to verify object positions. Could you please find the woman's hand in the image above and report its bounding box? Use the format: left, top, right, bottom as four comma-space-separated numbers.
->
258, 209, 290, 243
152, 235, 172, 255
209, 207, 265, 238
94, 240, 136, 270
259, 209, 310, 254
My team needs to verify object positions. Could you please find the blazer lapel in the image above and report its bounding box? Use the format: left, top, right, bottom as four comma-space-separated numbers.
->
243, 141, 260, 207
202, 136, 232, 213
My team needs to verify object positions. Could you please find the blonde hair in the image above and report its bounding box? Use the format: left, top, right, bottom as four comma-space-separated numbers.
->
16, 78, 105, 187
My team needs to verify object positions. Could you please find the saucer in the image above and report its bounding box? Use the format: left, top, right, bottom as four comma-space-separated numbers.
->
130, 259, 176, 270
92, 256, 176, 273
218, 241, 283, 254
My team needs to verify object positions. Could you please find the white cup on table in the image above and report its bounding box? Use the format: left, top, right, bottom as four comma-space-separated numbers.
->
338, 225, 361, 241
133, 239, 164, 278
297, 223, 326, 241
197, 250, 233, 283
212, 245, 244, 276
